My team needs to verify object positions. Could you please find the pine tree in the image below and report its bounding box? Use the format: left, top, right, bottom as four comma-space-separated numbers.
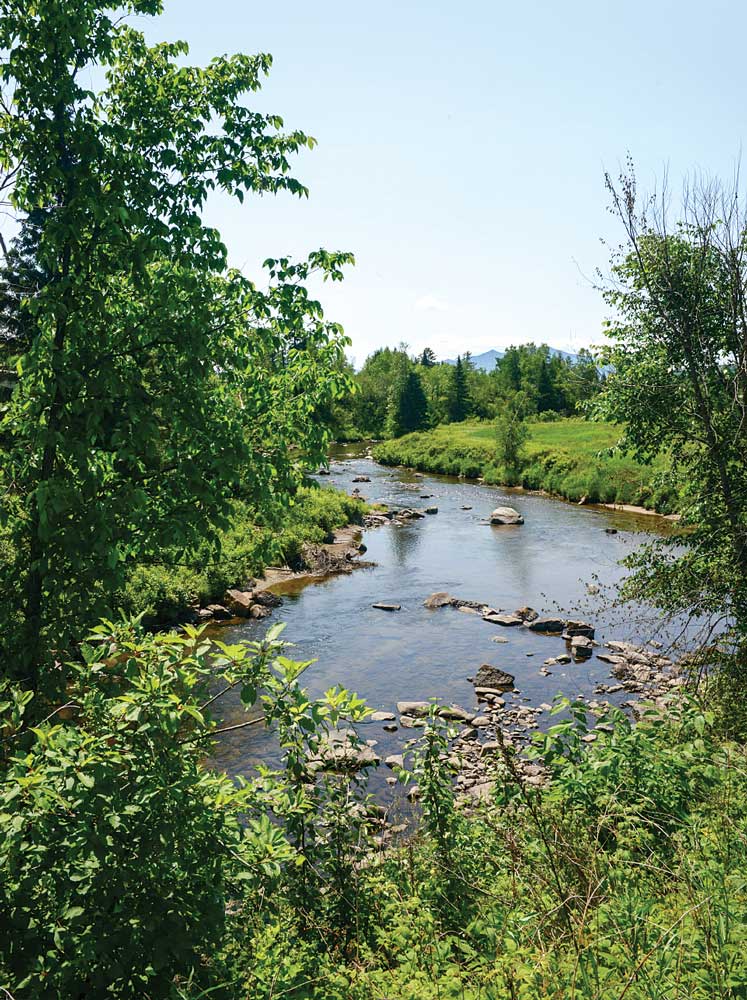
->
387, 367, 429, 436
419, 347, 436, 367
447, 355, 471, 422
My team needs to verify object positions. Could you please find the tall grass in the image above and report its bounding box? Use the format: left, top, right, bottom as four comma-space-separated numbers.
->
373, 418, 678, 512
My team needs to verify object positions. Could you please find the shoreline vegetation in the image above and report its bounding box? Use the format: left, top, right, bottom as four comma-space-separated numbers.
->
372, 416, 679, 514
120, 485, 368, 627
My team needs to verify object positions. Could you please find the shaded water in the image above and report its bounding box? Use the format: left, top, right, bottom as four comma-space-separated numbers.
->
212, 443, 680, 784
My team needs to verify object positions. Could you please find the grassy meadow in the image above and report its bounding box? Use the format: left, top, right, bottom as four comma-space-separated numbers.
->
373, 418, 677, 512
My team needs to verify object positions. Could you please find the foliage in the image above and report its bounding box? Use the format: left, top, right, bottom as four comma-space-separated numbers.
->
446, 355, 472, 423
0, 1, 353, 686
594, 169, 747, 661
373, 417, 677, 509
387, 365, 429, 437
494, 390, 531, 475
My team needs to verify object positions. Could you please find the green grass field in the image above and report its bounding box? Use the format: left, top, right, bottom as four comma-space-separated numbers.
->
373, 417, 677, 512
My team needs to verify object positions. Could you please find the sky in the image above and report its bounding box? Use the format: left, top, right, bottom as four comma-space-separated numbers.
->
139, 0, 746, 366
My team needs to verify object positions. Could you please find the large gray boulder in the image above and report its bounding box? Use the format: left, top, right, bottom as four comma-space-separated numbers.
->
527, 616, 567, 634
490, 506, 524, 525
483, 612, 523, 627
423, 592, 457, 609
473, 664, 515, 689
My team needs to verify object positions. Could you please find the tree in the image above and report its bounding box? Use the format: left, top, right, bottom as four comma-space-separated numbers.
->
495, 390, 531, 477
596, 166, 747, 659
447, 355, 471, 422
419, 346, 437, 367
387, 365, 429, 437
0, 1, 353, 685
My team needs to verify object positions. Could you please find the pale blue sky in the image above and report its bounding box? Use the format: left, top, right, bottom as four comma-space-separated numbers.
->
141, 0, 744, 365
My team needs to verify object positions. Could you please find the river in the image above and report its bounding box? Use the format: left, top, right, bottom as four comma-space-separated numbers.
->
211, 443, 681, 787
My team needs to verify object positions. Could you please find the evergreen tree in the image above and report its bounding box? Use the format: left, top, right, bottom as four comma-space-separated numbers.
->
447, 355, 471, 422
419, 346, 436, 367
387, 367, 429, 437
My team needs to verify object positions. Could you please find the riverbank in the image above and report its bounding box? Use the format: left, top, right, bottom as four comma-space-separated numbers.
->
373, 417, 678, 513
117, 484, 369, 626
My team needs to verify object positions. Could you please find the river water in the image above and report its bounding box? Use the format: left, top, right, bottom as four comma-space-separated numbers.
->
212, 443, 680, 784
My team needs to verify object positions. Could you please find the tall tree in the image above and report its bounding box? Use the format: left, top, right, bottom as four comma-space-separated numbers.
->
0, 1, 353, 684
387, 366, 429, 437
597, 167, 747, 661
419, 346, 437, 367
447, 355, 471, 422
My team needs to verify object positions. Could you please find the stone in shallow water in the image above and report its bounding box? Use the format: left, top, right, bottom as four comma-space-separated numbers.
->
483, 613, 523, 627
473, 664, 516, 689
489, 506, 524, 525
372, 602, 401, 611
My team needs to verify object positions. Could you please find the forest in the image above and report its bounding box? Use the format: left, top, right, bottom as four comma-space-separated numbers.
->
2, 4, 747, 1000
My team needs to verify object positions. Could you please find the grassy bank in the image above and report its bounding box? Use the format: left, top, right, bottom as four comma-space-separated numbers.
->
373, 417, 677, 513
117, 484, 367, 624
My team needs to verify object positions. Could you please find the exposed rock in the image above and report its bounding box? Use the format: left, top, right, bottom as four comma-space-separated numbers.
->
439, 705, 474, 723
571, 635, 594, 657
473, 664, 516, 689
223, 589, 254, 617
424, 591, 457, 609
458, 605, 481, 615
489, 506, 524, 525
563, 620, 595, 639
373, 602, 401, 611
471, 715, 491, 727
370, 710, 396, 722
312, 731, 381, 772
352, 475, 371, 482
461, 505, 473, 510
605, 527, 618, 534
424, 506, 438, 514
385, 754, 404, 769
205, 604, 232, 620
483, 612, 523, 627
491, 635, 509, 644
317, 467, 331, 475
253, 589, 283, 608
397, 508, 425, 520
250, 604, 272, 619
383, 723, 398, 732
396, 701, 431, 717
527, 616, 566, 634
556, 653, 572, 664
516, 606, 539, 622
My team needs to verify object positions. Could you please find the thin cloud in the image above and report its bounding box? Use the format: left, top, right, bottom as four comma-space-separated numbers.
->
414, 294, 449, 313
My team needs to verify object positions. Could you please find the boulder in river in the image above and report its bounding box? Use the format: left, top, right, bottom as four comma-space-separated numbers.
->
253, 589, 283, 609
352, 475, 371, 482
396, 700, 431, 717
373, 602, 401, 611
473, 664, 515, 690
424, 506, 438, 514
438, 705, 474, 723
516, 606, 539, 622
571, 635, 594, 657
563, 619, 595, 639
223, 589, 254, 617
205, 604, 232, 620
483, 612, 523, 627
370, 710, 396, 722
317, 467, 331, 475
424, 591, 457, 609
489, 506, 524, 525
527, 616, 567, 634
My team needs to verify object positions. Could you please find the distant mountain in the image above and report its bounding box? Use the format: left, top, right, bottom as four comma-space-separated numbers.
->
444, 347, 580, 372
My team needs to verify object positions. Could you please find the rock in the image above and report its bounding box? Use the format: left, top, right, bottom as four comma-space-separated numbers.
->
458, 605, 481, 615
424, 506, 438, 514
385, 754, 404, 769
489, 506, 524, 525
597, 652, 624, 664
491, 635, 509, 644
370, 711, 396, 722
396, 701, 430, 717
605, 527, 618, 534
250, 604, 271, 619
196, 608, 213, 621
419, 494, 433, 498
439, 705, 474, 723
483, 613, 523, 627
313, 731, 381, 772
563, 620, 595, 639
423, 592, 457, 609
223, 588, 255, 617
352, 475, 371, 482
556, 653, 572, 664
571, 635, 593, 657
544, 657, 557, 666
471, 715, 491, 727
253, 590, 283, 608
397, 508, 425, 519
527, 617, 566, 634
383, 723, 398, 732
516, 606, 539, 622
474, 664, 516, 689
406, 785, 421, 801
461, 505, 473, 510
399, 716, 421, 728
205, 604, 232, 620
372, 602, 401, 611
578, 495, 588, 505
